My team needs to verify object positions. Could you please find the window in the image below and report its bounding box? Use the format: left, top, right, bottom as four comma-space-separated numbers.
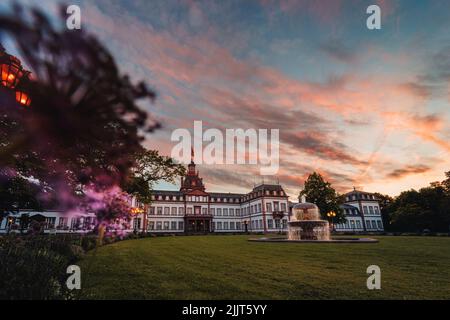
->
211, 222, 215, 230
230, 222, 235, 230
148, 221, 155, 230
163, 221, 170, 230
179, 207, 184, 215
157, 207, 162, 215
369, 206, 374, 214
356, 220, 361, 229
350, 220, 355, 229
210, 208, 215, 215
187, 207, 192, 215
58, 217, 68, 228
275, 219, 280, 229
236, 222, 241, 230
217, 222, 222, 230
229, 208, 234, 216
223, 209, 228, 216
149, 207, 155, 215
178, 221, 184, 230
363, 206, 368, 214
377, 220, 382, 229
282, 219, 287, 229
45, 217, 56, 229
202, 208, 207, 215
156, 221, 162, 230
268, 219, 273, 229
236, 209, 240, 216
366, 220, 372, 229
281, 203, 286, 211
374, 206, 379, 214
274, 201, 279, 211
266, 203, 272, 213
224, 222, 229, 230
171, 207, 177, 215
171, 221, 177, 230
217, 208, 222, 216
164, 207, 170, 215
133, 218, 141, 230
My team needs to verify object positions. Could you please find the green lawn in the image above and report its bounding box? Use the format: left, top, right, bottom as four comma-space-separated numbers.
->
78, 235, 450, 299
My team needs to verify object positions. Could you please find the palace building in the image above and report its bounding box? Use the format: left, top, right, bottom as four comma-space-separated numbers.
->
0, 160, 290, 234
142, 160, 290, 233
334, 189, 384, 232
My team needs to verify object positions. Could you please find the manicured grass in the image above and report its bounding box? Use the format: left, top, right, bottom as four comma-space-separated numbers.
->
78, 235, 450, 299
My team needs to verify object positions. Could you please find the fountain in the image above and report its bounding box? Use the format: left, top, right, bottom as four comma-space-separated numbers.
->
288, 201, 330, 241
249, 197, 378, 244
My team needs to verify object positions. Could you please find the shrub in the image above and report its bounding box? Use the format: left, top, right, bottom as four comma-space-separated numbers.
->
81, 235, 98, 251
0, 236, 70, 299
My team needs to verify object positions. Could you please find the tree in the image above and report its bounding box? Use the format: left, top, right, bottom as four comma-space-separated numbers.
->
373, 192, 394, 231
123, 150, 185, 204
387, 183, 450, 232
0, 174, 42, 219
299, 172, 345, 223
442, 171, 450, 194
0, 5, 157, 212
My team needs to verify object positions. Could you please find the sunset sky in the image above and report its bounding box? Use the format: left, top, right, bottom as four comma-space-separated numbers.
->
2, 0, 449, 198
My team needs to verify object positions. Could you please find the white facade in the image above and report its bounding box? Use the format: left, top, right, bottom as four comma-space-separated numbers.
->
146, 186, 290, 234
334, 190, 384, 232
0, 210, 97, 234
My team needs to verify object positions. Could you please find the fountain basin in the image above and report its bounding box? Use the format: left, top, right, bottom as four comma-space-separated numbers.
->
288, 220, 330, 241
248, 237, 379, 243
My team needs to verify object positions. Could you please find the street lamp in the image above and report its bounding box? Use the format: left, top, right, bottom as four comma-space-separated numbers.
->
0, 49, 23, 89
0, 45, 32, 106
327, 211, 336, 231
15, 71, 32, 106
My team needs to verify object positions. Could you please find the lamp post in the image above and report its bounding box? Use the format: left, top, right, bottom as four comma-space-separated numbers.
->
0, 45, 32, 106
130, 207, 144, 233
327, 211, 336, 232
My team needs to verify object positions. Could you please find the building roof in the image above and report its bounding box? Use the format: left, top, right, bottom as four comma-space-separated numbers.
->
252, 184, 284, 193
151, 190, 183, 196
344, 188, 379, 201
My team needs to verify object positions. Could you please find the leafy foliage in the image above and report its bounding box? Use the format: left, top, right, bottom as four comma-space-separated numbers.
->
382, 180, 450, 232
299, 172, 345, 223
123, 150, 186, 203
0, 5, 184, 226
0, 5, 156, 213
